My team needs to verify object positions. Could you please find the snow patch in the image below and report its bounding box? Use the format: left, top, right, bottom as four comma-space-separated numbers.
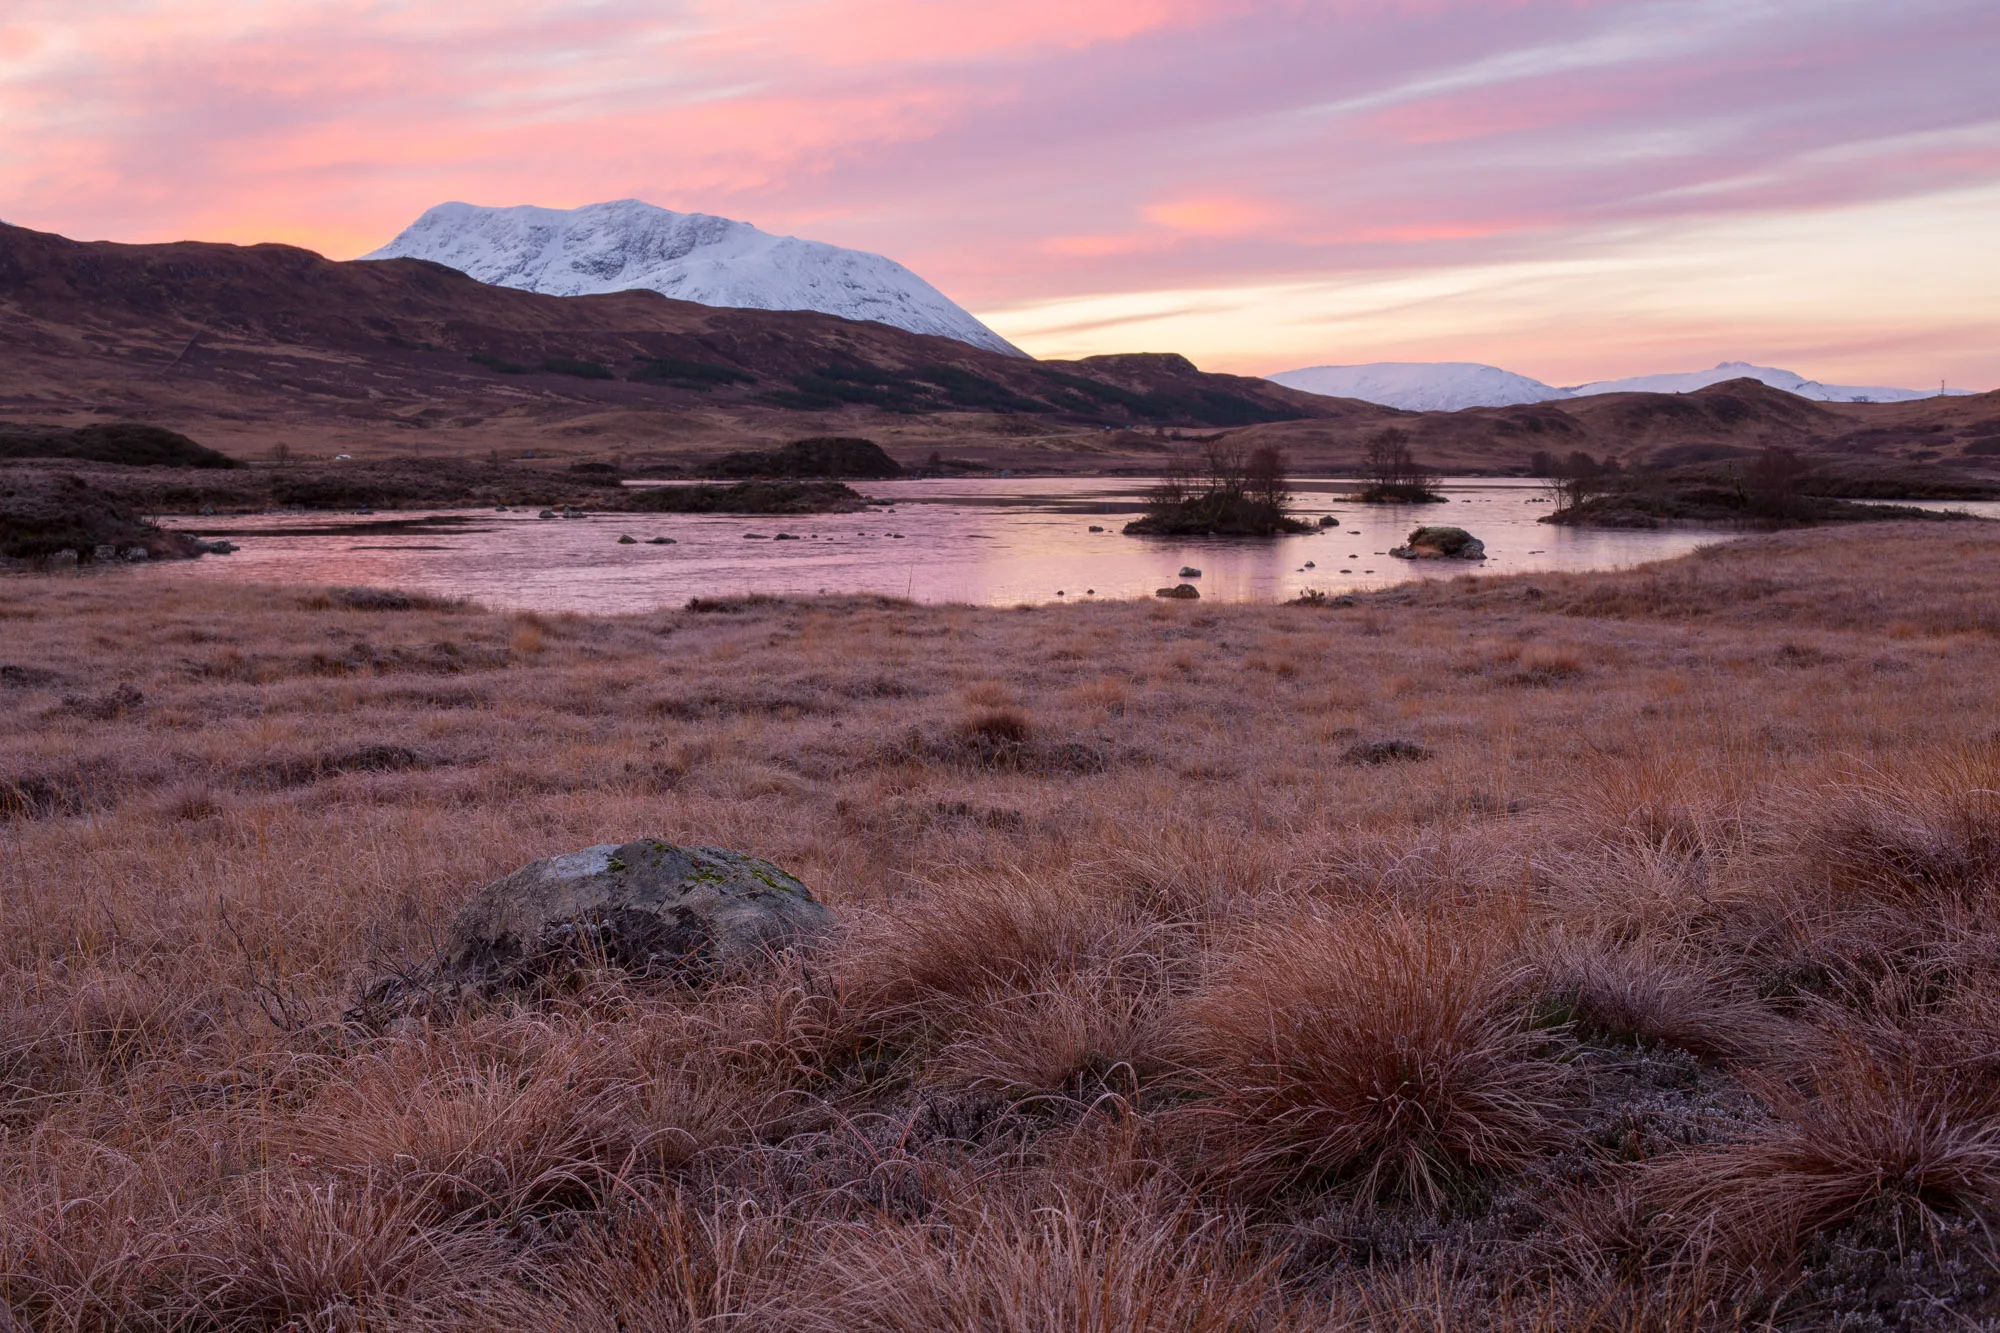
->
1565, 361, 1971, 403
1268, 358, 1971, 410
363, 200, 1024, 358
1264, 362, 1567, 411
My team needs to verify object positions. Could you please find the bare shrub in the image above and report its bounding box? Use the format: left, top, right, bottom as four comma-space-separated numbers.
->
1167, 909, 1571, 1205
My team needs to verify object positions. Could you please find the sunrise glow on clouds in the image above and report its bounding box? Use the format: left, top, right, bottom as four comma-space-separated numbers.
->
3, 0, 1997, 387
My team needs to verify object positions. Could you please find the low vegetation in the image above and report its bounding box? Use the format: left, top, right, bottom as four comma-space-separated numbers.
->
1544, 446, 1985, 528
467, 354, 614, 379
709, 437, 903, 480
0, 471, 200, 562
4, 523, 2000, 1328
618, 480, 869, 514
629, 357, 758, 390
0, 456, 626, 516
0, 423, 243, 470
753, 361, 1307, 427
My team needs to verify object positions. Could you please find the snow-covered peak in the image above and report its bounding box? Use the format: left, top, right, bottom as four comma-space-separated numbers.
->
1263, 362, 1567, 411
1268, 358, 1972, 410
1565, 361, 1968, 403
362, 199, 1024, 358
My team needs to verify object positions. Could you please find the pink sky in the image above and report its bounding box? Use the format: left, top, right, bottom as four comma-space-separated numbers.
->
3, 0, 1997, 386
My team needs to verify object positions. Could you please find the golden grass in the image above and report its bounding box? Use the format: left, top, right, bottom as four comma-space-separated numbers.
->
2, 520, 1999, 1328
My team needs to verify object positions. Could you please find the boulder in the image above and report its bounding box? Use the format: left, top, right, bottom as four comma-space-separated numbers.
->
1389, 526, 1486, 560
1155, 583, 1201, 599
1178, 566, 1202, 578
443, 839, 833, 984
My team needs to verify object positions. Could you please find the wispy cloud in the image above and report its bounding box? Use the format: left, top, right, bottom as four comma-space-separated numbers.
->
2, 0, 1995, 385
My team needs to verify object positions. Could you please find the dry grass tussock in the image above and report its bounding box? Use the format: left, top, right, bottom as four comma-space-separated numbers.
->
2, 519, 1999, 1329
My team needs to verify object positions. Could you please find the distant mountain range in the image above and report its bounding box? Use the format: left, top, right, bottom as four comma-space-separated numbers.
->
2, 217, 1992, 475
365, 199, 1024, 358
1267, 360, 1974, 412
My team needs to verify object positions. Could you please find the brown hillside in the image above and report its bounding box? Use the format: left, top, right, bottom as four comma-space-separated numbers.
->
1232, 377, 2000, 477
0, 223, 1328, 466
1, 220, 1991, 478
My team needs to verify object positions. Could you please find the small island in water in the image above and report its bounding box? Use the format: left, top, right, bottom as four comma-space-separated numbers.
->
1123, 443, 1314, 535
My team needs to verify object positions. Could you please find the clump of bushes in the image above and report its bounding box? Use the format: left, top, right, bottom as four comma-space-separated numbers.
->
1125, 443, 1310, 536
1355, 428, 1446, 503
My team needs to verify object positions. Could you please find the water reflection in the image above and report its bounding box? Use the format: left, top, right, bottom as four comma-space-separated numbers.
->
135, 478, 1995, 613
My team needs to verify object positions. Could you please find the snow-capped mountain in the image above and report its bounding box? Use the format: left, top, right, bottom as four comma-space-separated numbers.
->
1564, 362, 1967, 403
1267, 358, 1970, 410
1264, 362, 1564, 411
363, 200, 1024, 357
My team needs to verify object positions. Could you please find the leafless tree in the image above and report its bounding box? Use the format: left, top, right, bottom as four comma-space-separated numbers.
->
1542, 450, 1608, 514
1743, 446, 1810, 519
1245, 444, 1290, 515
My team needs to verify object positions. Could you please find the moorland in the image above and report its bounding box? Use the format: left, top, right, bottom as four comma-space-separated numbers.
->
5, 522, 2000, 1329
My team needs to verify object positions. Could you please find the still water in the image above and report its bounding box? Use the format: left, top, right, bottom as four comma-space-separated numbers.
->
135, 477, 1992, 613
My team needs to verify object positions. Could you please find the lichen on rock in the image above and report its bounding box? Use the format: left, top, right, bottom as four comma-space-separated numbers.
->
440, 838, 833, 987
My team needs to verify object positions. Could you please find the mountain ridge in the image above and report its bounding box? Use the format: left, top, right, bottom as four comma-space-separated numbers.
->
0, 220, 1325, 461
1268, 358, 1977, 412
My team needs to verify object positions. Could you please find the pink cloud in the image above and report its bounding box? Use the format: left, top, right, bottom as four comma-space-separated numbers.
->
0, 0, 1995, 383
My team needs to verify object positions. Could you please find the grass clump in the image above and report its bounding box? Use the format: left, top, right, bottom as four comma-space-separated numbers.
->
1170, 910, 1569, 1205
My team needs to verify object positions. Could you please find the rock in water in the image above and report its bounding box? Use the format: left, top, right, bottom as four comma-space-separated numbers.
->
1389, 526, 1486, 560
445, 839, 833, 983
1155, 583, 1201, 599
